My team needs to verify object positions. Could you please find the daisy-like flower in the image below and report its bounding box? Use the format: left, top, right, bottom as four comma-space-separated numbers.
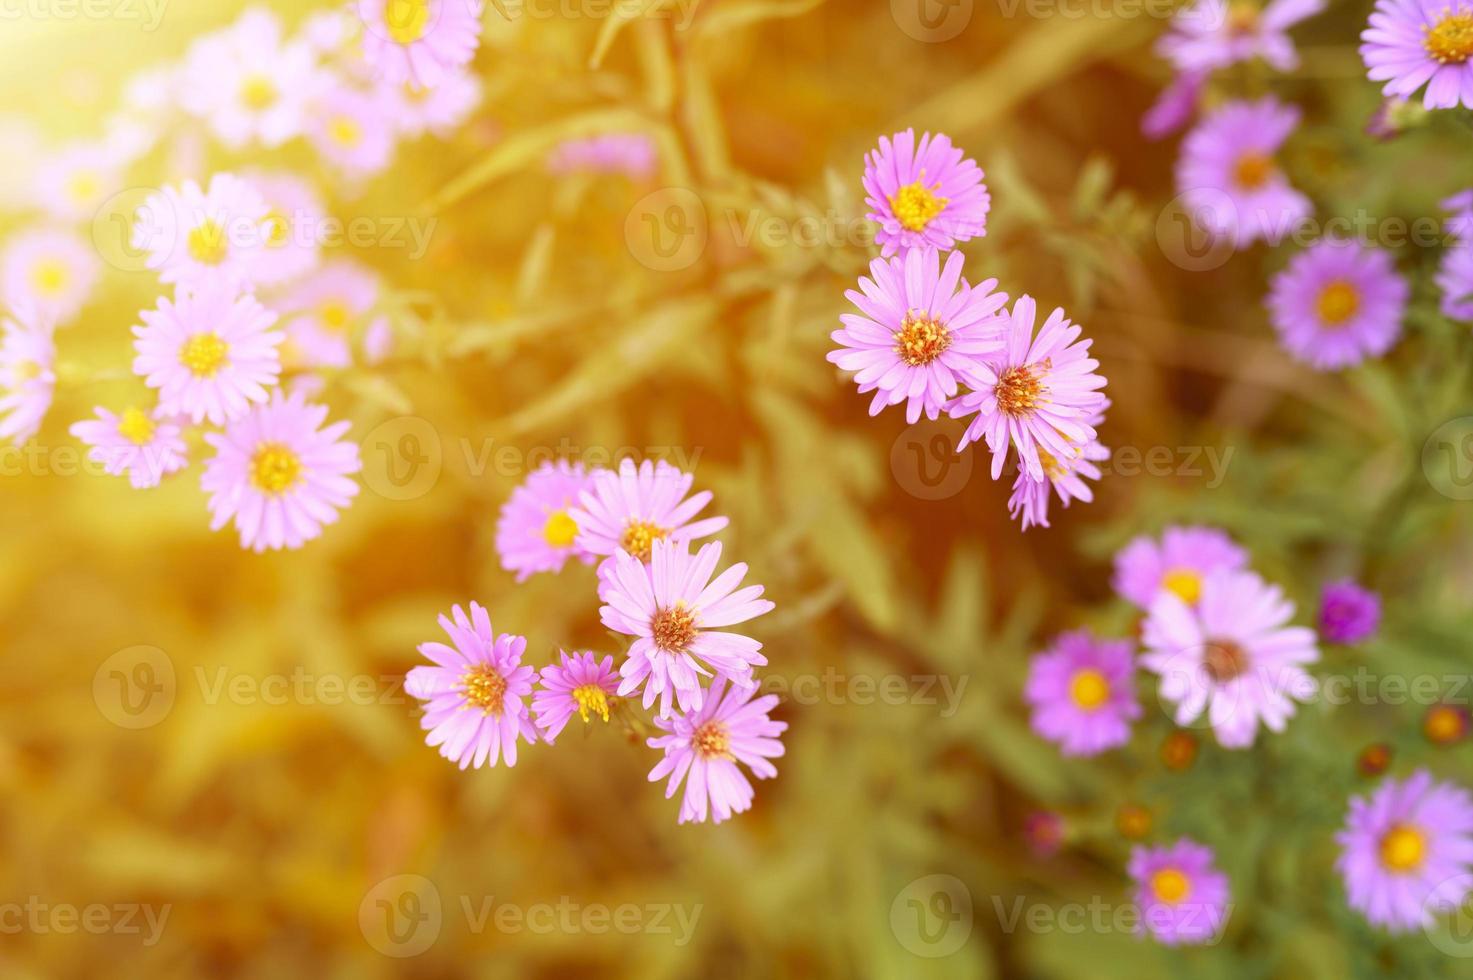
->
1157, 0, 1327, 73
494, 459, 595, 582
1267, 239, 1409, 370
599, 539, 773, 718
69, 405, 187, 489
178, 8, 323, 149
242, 170, 326, 288
646, 675, 787, 825
1176, 97, 1311, 248
200, 389, 361, 552
1142, 69, 1208, 141
948, 295, 1108, 481
546, 133, 658, 179
1361, 0, 1473, 110
1337, 770, 1473, 932
532, 651, 620, 743
1319, 580, 1381, 644
309, 86, 396, 178
1437, 242, 1473, 321
1112, 525, 1249, 609
358, 0, 485, 90
1024, 630, 1140, 757
1, 227, 101, 325
1142, 568, 1320, 749
829, 247, 1008, 424
133, 280, 283, 425
379, 68, 483, 140
404, 602, 539, 769
1128, 838, 1232, 946
569, 458, 727, 564
1008, 404, 1108, 531
0, 307, 55, 445
273, 259, 387, 369
132, 174, 270, 288
863, 129, 990, 257
34, 142, 120, 222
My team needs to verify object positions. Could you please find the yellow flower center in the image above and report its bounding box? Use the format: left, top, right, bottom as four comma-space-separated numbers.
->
571, 684, 611, 723
31, 259, 70, 296
179, 333, 229, 377
461, 662, 507, 716
1151, 868, 1191, 905
893, 311, 951, 367
620, 520, 669, 563
262, 210, 290, 248
386, 0, 432, 45
67, 170, 99, 205
240, 75, 278, 111
1425, 705, 1467, 744
1316, 280, 1361, 326
330, 116, 362, 147
1069, 668, 1110, 710
692, 720, 732, 759
651, 603, 697, 654
7, 360, 42, 388
995, 363, 1044, 417
1379, 824, 1428, 873
319, 300, 353, 334
1162, 568, 1203, 604
1203, 639, 1249, 683
889, 180, 948, 233
1425, 12, 1473, 64
188, 220, 229, 266
542, 509, 579, 548
116, 407, 156, 446
1234, 151, 1274, 191
249, 443, 302, 495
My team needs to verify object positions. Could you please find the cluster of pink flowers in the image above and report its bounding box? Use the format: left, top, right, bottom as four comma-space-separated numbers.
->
830, 130, 1110, 530
406, 458, 787, 825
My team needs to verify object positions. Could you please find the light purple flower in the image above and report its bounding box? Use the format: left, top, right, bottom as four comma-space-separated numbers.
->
647, 675, 786, 825
494, 459, 596, 582
1337, 770, 1473, 932
1361, 0, 1473, 110
1267, 239, 1408, 370
1025, 630, 1140, 756
569, 458, 727, 564
829, 247, 1008, 424
532, 651, 620, 743
1142, 568, 1320, 749
546, 134, 658, 179
1437, 189, 1473, 321
133, 174, 271, 288
69, 406, 187, 489
405, 602, 539, 769
379, 67, 484, 140
1142, 69, 1208, 141
863, 129, 990, 257
0, 307, 55, 445
1008, 404, 1108, 531
242, 170, 326, 288
1128, 838, 1232, 946
34, 141, 120, 222
1112, 525, 1248, 610
273, 259, 388, 370
1319, 580, 1381, 644
1, 226, 101, 326
1158, 0, 1326, 73
599, 539, 773, 718
359, 0, 484, 90
309, 85, 396, 178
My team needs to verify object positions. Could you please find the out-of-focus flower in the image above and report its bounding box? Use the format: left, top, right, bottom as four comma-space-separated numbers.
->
1024, 630, 1141, 756
1142, 69, 1208, 141
309, 86, 397, 178
132, 174, 271, 288
829, 247, 1008, 424
1128, 838, 1231, 945
1112, 525, 1249, 610
1365, 96, 1430, 140
133, 280, 283, 425
570, 458, 727, 564
272, 259, 387, 369
863, 129, 989, 258
1361, 0, 1473, 111
201, 389, 361, 552
404, 602, 539, 769
0, 307, 55, 445
34, 142, 121, 222
1337, 769, 1473, 932
1437, 189, 1473, 321
599, 539, 773, 718
647, 675, 786, 825
1142, 569, 1319, 749
1317, 579, 1381, 643
1116, 804, 1153, 840
1357, 742, 1393, 776
69, 406, 187, 489
494, 459, 596, 582
532, 651, 619, 743
949, 295, 1107, 481
358, 0, 485, 90
545, 133, 657, 179
380, 67, 483, 140
1267, 240, 1408, 370
1176, 96, 1311, 249
1161, 730, 1200, 770
1, 226, 101, 325
1157, 0, 1326, 73
1424, 704, 1470, 745
1025, 810, 1067, 856
242, 170, 326, 288
1007, 404, 1108, 531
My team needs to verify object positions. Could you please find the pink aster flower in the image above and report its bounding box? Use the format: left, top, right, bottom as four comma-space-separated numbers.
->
1, 226, 101, 325
309, 85, 397, 178
0, 307, 55, 445
1142, 69, 1208, 141
132, 174, 270, 288
201, 389, 362, 552
1024, 630, 1140, 757
1112, 525, 1249, 610
1128, 838, 1232, 946
1319, 579, 1381, 644
1438, 242, 1473, 321
1362, 0, 1473, 110
69, 405, 187, 489
532, 651, 620, 743
405, 602, 539, 769
358, 0, 485, 90
948, 295, 1108, 481
599, 539, 773, 718
863, 129, 990, 257
1142, 568, 1320, 749
1008, 404, 1108, 531
133, 280, 283, 426
379, 66, 483, 140
242, 170, 326, 288
1267, 239, 1409, 370
569, 458, 727, 564
1157, 0, 1326, 73
647, 675, 786, 825
1337, 770, 1473, 932
546, 134, 658, 179
1176, 97, 1311, 249
273, 259, 387, 370
494, 459, 595, 582
829, 247, 1008, 424
34, 141, 120, 222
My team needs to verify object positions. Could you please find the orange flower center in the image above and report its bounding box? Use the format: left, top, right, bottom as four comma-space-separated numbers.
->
889, 181, 948, 232
995, 363, 1044, 417
693, 720, 732, 759
1069, 669, 1110, 710
1234, 151, 1275, 191
1379, 824, 1428, 873
1203, 639, 1248, 683
620, 520, 668, 563
651, 603, 697, 654
1316, 280, 1360, 326
893, 311, 951, 367
461, 663, 508, 716
1151, 868, 1191, 905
